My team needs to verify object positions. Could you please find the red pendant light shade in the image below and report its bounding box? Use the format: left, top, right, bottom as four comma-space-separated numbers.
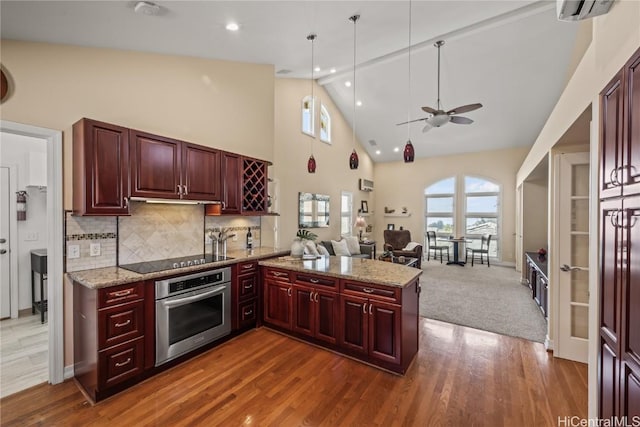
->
307, 155, 316, 173
349, 149, 359, 169
403, 140, 415, 163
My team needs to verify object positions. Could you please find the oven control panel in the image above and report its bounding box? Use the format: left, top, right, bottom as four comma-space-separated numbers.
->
155, 267, 231, 300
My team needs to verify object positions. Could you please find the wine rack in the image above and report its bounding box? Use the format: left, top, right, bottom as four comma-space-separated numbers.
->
242, 157, 267, 214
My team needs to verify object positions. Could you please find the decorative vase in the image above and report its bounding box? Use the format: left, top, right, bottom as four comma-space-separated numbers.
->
291, 239, 305, 258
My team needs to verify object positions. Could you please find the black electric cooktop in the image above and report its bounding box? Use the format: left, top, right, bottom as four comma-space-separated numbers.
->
120, 254, 234, 274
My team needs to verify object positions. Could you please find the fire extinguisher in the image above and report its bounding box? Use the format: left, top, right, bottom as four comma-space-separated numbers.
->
16, 190, 27, 221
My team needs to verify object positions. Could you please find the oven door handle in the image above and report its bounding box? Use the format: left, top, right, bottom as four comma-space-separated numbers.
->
161, 285, 226, 308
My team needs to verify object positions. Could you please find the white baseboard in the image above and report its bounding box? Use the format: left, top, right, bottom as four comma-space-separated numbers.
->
545, 337, 554, 351
64, 364, 74, 380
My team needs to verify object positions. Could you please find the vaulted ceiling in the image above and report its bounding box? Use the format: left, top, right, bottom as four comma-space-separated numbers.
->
1, 1, 580, 162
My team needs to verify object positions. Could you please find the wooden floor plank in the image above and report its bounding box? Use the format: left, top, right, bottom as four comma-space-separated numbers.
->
0, 319, 587, 426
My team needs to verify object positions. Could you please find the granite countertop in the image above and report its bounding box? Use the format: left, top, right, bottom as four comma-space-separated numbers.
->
259, 256, 423, 288
68, 247, 290, 289
525, 251, 548, 279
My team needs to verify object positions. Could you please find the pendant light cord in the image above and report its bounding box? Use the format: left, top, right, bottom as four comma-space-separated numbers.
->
351, 15, 358, 150
309, 34, 315, 156
406, 0, 412, 141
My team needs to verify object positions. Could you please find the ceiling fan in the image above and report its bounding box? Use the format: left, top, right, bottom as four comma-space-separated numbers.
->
397, 40, 483, 133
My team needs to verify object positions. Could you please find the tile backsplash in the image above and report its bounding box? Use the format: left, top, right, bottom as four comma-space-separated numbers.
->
65, 202, 261, 272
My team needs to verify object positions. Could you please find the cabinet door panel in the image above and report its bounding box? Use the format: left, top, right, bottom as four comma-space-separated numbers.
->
263, 280, 291, 330
238, 274, 258, 300
315, 290, 338, 345
600, 71, 624, 199
237, 299, 257, 329
292, 285, 314, 337
99, 301, 144, 349
624, 51, 640, 196
623, 197, 640, 369
601, 340, 618, 419
183, 143, 221, 201
221, 152, 242, 214
601, 200, 622, 344
369, 301, 401, 365
622, 365, 640, 418
98, 337, 144, 390
339, 295, 367, 355
130, 130, 181, 199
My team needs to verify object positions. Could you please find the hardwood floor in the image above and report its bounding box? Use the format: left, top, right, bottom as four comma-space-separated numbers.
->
0, 319, 587, 426
0, 314, 48, 399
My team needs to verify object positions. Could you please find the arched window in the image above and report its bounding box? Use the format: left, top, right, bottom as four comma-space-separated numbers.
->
301, 96, 315, 136
320, 104, 331, 144
425, 177, 455, 236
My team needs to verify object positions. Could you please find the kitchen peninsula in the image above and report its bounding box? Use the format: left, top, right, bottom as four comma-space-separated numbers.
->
260, 256, 421, 374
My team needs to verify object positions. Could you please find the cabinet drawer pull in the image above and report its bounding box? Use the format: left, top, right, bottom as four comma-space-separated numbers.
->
242, 264, 254, 270
314, 292, 319, 303
310, 292, 314, 302
369, 303, 373, 315
115, 319, 131, 328
115, 358, 131, 367
183, 185, 188, 195
272, 271, 288, 277
110, 289, 132, 298
177, 184, 182, 195
362, 288, 374, 294
243, 284, 254, 290
309, 278, 319, 284
244, 309, 253, 316
124, 197, 129, 208
362, 303, 367, 314
287, 287, 292, 297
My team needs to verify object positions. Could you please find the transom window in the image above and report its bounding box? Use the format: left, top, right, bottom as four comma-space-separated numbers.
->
320, 104, 331, 144
301, 96, 315, 136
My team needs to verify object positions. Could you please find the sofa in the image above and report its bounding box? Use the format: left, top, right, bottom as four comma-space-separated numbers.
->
319, 240, 374, 259
383, 230, 423, 268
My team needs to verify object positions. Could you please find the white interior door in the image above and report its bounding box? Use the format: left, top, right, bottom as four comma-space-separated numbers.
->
1, 167, 11, 318
556, 152, 590, 362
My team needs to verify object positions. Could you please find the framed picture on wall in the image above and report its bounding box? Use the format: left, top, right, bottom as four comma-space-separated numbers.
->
387, 224, 395, 230
360, 201, 368, 213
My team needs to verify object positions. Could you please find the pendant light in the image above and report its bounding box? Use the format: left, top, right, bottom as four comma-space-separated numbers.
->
403, 0, 415, 163
348, 14, 360, 170
307, 33, 317, 173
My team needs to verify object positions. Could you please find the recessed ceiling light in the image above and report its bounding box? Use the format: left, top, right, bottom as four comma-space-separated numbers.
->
225, 22, 240, 31
134, 1, 160, 15
314, 66, 321, 72
356, 100, 362, 107
330, 68, 336, 74
344, 81, 352, 87
375, 150, 381, 155
394, 147, 399, 152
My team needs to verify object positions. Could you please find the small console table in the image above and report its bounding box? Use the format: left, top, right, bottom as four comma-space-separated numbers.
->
30, 249, 47, 323
525, 252, 548, 318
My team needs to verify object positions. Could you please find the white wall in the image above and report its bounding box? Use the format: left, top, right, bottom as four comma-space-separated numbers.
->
0, 132, 48, 310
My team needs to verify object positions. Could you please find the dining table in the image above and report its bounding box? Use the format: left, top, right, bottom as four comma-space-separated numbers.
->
439, 237, 469, 266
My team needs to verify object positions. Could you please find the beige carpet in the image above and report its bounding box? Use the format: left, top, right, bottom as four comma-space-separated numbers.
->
419, 260, 547, 343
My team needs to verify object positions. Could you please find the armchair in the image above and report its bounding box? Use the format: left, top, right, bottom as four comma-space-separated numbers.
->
383, 230, 422, 268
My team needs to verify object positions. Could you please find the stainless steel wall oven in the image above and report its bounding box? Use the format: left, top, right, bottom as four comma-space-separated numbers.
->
155, 267, 231, 366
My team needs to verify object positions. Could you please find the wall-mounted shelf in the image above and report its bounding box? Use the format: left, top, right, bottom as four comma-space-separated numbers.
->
384, 213, 411, 217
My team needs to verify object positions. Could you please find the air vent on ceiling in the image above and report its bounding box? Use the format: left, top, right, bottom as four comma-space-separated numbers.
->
276, 69, 292, 75
368, 139, 377, 146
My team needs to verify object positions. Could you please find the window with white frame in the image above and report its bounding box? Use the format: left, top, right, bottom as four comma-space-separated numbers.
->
320, 104, 331, 144
341, 191, 353, 236
425, 177, 455, 237
464, 176, 500, 257
301, 96, 315, 136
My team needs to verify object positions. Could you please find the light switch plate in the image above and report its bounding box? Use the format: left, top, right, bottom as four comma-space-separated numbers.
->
25, 231, 39, 241
90, 243, 101, 257
68, 244, 80, 259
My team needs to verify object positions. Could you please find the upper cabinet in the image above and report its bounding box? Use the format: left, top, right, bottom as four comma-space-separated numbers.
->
73, 118, 270, 216
600, 48, 640, 199
129, 130, 221, 201
73, 118, 131, 216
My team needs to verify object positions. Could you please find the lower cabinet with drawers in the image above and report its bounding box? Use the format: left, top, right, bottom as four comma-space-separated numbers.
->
233, 260, 260, 330
262, 267, 419, 374
74, 280, 150, 402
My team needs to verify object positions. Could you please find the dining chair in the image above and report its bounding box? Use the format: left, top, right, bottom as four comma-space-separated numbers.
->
426, 231, 450, 264
465, 234, 492, 267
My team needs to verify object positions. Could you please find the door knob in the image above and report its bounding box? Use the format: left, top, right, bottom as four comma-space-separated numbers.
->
0, 238, 6, 243
560, 264, 586, 272
0, 249, 7, 254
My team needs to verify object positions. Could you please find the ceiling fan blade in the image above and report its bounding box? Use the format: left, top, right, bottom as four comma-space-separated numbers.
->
421, 106, 438, 115
450, 116, 474, 125
396, 117, 428, 126
422, 122, 433, 133
447, 103, 483, 115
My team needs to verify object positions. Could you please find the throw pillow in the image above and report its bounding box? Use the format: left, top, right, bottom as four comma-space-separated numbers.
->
304, 240, 319, 256
316, 243, 330, 256
331, 239, 351, 256
403, 241, 421, 251
344, 236, 361, 255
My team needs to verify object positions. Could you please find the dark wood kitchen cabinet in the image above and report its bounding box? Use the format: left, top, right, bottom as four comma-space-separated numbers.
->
263, 269, 293, 330
599, 46, 640, 419
242, 156, 268, 214
220, 152, 242, 214
130, 129, 221, 201
233, 260, 260, 330
291, 273, 339, 345
72, 118, 130, 215
74, 281, 147, 402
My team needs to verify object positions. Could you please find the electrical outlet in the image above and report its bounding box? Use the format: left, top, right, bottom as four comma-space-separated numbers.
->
90, 243, 101, 257
68, 244, 80, 259
25, 231, 39, 241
